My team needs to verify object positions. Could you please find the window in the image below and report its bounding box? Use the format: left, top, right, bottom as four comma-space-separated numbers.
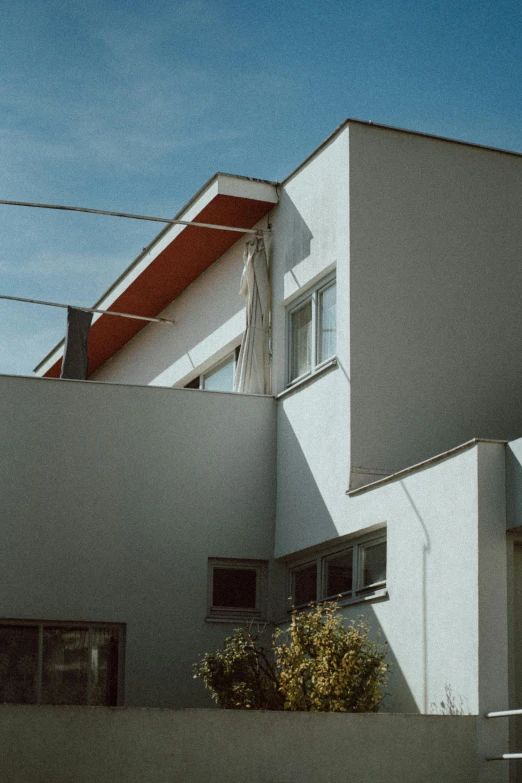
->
207, 558, 267, 622
289, 532, 386, 608
184, 347, 241, 392
287, 276, 336, 385
0, 621, 124, 706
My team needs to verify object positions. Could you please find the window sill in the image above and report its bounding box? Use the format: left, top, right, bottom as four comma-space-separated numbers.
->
205, 613, 265, 625
335, 586, 388, 607
288, 588, 388, 616
276, 358, 337, 400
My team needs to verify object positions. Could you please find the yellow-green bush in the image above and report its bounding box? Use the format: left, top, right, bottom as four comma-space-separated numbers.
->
193, 602, 388, 712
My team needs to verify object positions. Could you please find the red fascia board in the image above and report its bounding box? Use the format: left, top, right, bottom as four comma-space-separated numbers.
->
43, 193, 274, 378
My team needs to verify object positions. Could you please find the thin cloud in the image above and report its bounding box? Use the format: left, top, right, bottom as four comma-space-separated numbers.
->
0, 74, 245, 177
0, 250, 130, 278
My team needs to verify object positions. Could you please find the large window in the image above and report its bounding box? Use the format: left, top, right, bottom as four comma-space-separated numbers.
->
287, 275, 336, 385
0, 621, 124, 706
207, 558, 267, 622
289, 532, 386, 608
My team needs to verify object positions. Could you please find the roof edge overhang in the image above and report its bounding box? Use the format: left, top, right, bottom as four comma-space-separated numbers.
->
347, 438, 507, 497
35, 173, 277, 378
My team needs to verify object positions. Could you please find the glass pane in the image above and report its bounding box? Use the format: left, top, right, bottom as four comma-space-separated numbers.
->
213, 568, 257, 608
290, 301, 312, 381
292, 563, 317, 606
89, 627, 120, 706
203, 357, 235, 392
0, 625, 39, 704
359, 541, 387, 589
325, 549, 353, 598
318, 283, 336, 363
41, 627, 89, 705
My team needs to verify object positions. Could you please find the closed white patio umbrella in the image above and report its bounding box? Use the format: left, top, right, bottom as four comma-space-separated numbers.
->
234, 234, 271, 394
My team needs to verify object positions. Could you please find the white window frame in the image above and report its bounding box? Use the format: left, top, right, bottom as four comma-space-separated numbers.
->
207, 558, 268, 623
288, 531, 386, 609
183, 346, 241, 391
286, 274, 336, 386
0, 619, 125, 706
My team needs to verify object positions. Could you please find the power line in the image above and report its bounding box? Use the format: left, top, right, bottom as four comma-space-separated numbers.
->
0, 294, 175, 325
0, 199, 268, 234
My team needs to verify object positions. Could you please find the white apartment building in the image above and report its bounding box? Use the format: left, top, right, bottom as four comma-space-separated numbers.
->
2, 120, 522, 775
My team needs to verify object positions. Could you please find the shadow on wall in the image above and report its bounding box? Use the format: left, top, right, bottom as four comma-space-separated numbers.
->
276, 189, 314, 274
400, 481, 431, 713
338, 600, 419, 715
275, 404, 339, 553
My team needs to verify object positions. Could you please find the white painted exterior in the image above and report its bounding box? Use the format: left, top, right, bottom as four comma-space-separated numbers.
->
4, 121, 522, 780
349, 123, 522, 485
0, 706, 479, 783
0, 374, 277, 708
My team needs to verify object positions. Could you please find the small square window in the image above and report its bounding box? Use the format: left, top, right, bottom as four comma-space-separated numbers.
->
207, 559, 267, 622
287, 275, 336, 385
212, 568, 257, 609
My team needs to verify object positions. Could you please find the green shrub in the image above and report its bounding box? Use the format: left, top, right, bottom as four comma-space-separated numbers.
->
193, 602, 388, 712
192, 627, 284, 710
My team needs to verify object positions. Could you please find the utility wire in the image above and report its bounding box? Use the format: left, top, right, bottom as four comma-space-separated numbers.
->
0, 295, 175, 325
0, 199, 268, 234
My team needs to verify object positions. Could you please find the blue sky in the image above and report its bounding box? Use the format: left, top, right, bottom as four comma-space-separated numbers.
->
0, 0, 521, 374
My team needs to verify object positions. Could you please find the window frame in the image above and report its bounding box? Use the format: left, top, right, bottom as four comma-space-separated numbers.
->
0, 619, 125, 706
207, 558, 268, 623
286, 274, 336, 387
184, 346, 241, 391
288, 531, 386, 610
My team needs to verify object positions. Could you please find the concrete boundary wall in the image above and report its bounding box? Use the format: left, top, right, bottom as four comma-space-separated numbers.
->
0, 705, 480, 783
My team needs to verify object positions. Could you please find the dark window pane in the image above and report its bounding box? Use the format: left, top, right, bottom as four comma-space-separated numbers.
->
41, 628, 89, 705
360, 541, 387, 589
90, 627, 120, 706
0, 625, 39, 704
293, 563, 317, 606
325, 549, 353, 597
184, 376, 200, 389
213, 568, 257, 609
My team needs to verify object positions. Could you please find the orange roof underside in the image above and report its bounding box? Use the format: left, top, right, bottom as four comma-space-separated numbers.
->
44, 193, 273, 378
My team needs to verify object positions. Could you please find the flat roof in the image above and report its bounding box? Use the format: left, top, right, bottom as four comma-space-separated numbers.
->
282, 117, 522, 186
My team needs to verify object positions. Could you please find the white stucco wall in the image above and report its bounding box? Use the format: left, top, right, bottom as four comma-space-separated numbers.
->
92, 126, 353, 569
276, 441, 508, 735
0, 706, 480, 783
273, 127, 351, 548
349, 123, 522, 480
0, 374, 276, 708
